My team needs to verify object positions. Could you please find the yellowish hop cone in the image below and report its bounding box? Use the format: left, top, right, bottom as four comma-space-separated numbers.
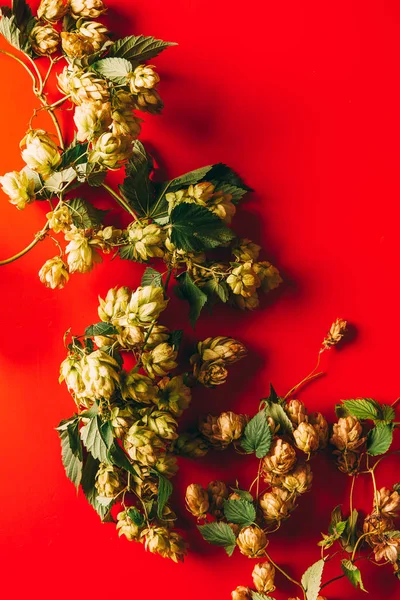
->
252, 560, 276, 594
237, 525, 268, 558
0, 169, 36, 209
185, 483, 209, 519
37, 0, 69, 22
39, 256, 69, 289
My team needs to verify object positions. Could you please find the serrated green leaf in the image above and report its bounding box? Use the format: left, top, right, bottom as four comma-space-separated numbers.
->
127, 507, 145, 526
251, 593, 275, 600
0, 14, 28, 52
241, 411, 272, 458
223, 498, 256, 526
380, 404, 396, 423
265, 402, 293, 436
118, 245, 139, 261
366, 423, 394, 456
81, 453, 115, 521
67, 197, 108, 228
12, 0, 33, 32
93, 57, 132, 84
202, 278, 230, 303
154, 472, 173, 519
341, 559, 367, 592
211, 180, 248, 203
75, 162, 107, 186
170, 203, 235, 252
342, 398, 382, 421
319, 519, 347, 548
44, 168, 76, 193
197, 521, 236, 555
85, 322, 118, 337
175, 272, 208, 328
341, 508, 359, 552
301, 559, 324, 600
108, 34, 176, 65
230, 488, 254, 502
108, 442, 140, 478
60, 141, 89, 169
119, 141, 155, 217
58, 424, 83, 488
161, 165, 214, 192
141, 267, 163, 288
80, 416, 113, 462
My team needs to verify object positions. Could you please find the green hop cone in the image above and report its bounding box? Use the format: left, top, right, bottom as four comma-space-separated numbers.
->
124, 423, 165, 466
142, 343, 178, 378
157, 375, 192, 417
81, 349, 120, 400
116, 510, 143, 541
174, 432, 209, 458
141, 409, 178, 440
120, 370, 159, 404
118, 286, 168, 326
126, 221, 166, 261
95, 462, 124, 498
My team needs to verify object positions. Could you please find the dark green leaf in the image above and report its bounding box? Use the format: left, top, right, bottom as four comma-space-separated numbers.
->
80, 416, 112, 462
119, 141, 155, 217
160, 165, 215, 192
265, 402, 293, 435
108, 34, 176, 65
155, 472, 173, 519
241, 411, 272, 458
141, 267, 163, 288
211, 181, 248, 203
175, 272, 208, 328
341, 559, 367, 592
367, 423, 394, 456
342, 398, 382, 421
93, 57, 132, 84
170, 203, 235, 252
68, 197, 108, 228
230, 489, 254, 502
118, 245, 140, 261
169, 330, 183, 351
58, 425, 83, 488
127, 507, 145, 527
75, 162, 107, 187
341, 508, 359, 552
0, 15, 27, 53
12, 0, 33, 31
85, 322, 118, 337
62, 12, 76, 32
197, 521, 237, 556
380, 404, 396, 424
81, 453, 115, 521
60, 141, 89, 169
202, 278, 229, 303
301, 559, 324, 600
223, 498, 256, 527
107, 442, 139, 478
206, 163, 253, 191
56, 414, 79, 432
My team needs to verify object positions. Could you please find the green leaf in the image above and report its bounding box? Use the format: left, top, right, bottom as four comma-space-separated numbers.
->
60, 141, 89, 169
58, 422, 83, 488
118, 245, 139, 261
75, 162, 107, 187
119, 141, 155, 217
230, 489, 254, 502
127, 507, 145, 527
161, 165, 215, 192
169, 330, 183, 351
108, 34, 176, 65
206, 163, 253, 191
341, 508, 359, 552
202, 278, 230, 303
341, 559, 367, 592
44, 168, 76, 193
107, 442, 140, 478
155, 472, 173, 519
93, 57, 133, 84
84, 322, 118, 337
211, 181, 248, 203
342, 398, 382, 421
12, 0, 33, 32
251, 593, 275, 600
197, 521, 237, 556
170, 203, 235, 252
175, 272, 208, 328
0, 14, 28, 52
67, 197, 108, 228
241, 411, 272, 458
80, 416, 113, 462
319, 519, 347, 548
379, 404, 396, 424
223, 498, 256, 527
141, 267, 163, 288
301, 559, 324, 600
265, 402, 293, 436
81, 453, 115, 521
366, 423, 394, 456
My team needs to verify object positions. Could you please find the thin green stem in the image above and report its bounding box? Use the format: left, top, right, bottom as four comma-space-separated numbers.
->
150, 180, 172, 218
264, 551, 306, 600
284, 351, 323, 400
101, 183, 139, 220
0, 223, 49, 265
0, 48, 37, 89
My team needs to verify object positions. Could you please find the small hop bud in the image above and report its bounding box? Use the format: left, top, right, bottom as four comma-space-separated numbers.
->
30, 24, 60, 55
116, 510, 142, 541
37, 0, 68, 22
143, 526, 187, 562
70, 0, 106, 19
185, 483, 209, 519
227, 262, 261, 297
259, 487, 296, 524
373, 538, 400, 564
95, 463, 124, 498
208, 191, 236, 224
207, 480, 229, 518
280, 462, 313, 495
330, 416, 366, 452
61, 32, 95, 58
142, 343, 178, 378
157, 375, 192, 417
335, 450, 360, 475
262, 438, 297, 476
199, 414, 229, 450
59, 356, 86, 398
124, 424, 166, 466
134, 88, 164, 114
309, 412, 329, 449
39, 256, 69, 289
174, 433, 209, 458
187, 182, 216, 202
111, 108, 142, 138
231, 587, 252, 600
126, 221, 166, 261
293, 421, 320, 454
46, 205, 72, 233
285, 398, 308, 427
377, 487, 400, 518
127, 65, 160, 94
110, 405, 136, 439
237, 525, 268, 558
65, 227, 102, 274
192, 358, 229, 388
253, 261, 283, 292
252, 561, 276, 594
233, 292, 260, 311
0, 169, 36, 209
196, 336, 247, 365
74, 101, 112, 142
98, 286, 131, 322
21, 129, 61, 178
322, 318, 347, 350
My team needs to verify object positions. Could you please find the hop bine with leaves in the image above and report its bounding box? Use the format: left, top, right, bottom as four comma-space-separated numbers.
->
57, 279, 247, 560
0, 0, 282, 326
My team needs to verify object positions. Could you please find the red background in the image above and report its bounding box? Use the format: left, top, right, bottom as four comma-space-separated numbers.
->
0, 1, 399, 598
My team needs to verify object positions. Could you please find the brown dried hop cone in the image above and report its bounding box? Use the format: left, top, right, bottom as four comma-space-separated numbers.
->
285, 398, 308, 427
157, 375, 192, 417
293, 421, 320, 454
174, 432, 209, 458
199, 414, 228, 450
377, 487, 400, 517
30, 24, 60, 55
207, 480, 229, 518
280, 462, 313, 495
37, 0, 69, 22
373, 538, 400, 564
252, 560, 276, 594
262, 438, 297, 476
330, 416, 366, 452
363, 512, 394, 545
259, 487, 297, 525
95, 463, 124, 498
322, 318, 347, 350
196, 336, 247, 365
237, 525, 268, 558
185, 483, 209, 520
216, 411, 248, 443
231, 587, 252, 600
310, 412, 329, 449
192, 359, 228, 388
335, 450, 360, 475
70, 0, 107, 19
